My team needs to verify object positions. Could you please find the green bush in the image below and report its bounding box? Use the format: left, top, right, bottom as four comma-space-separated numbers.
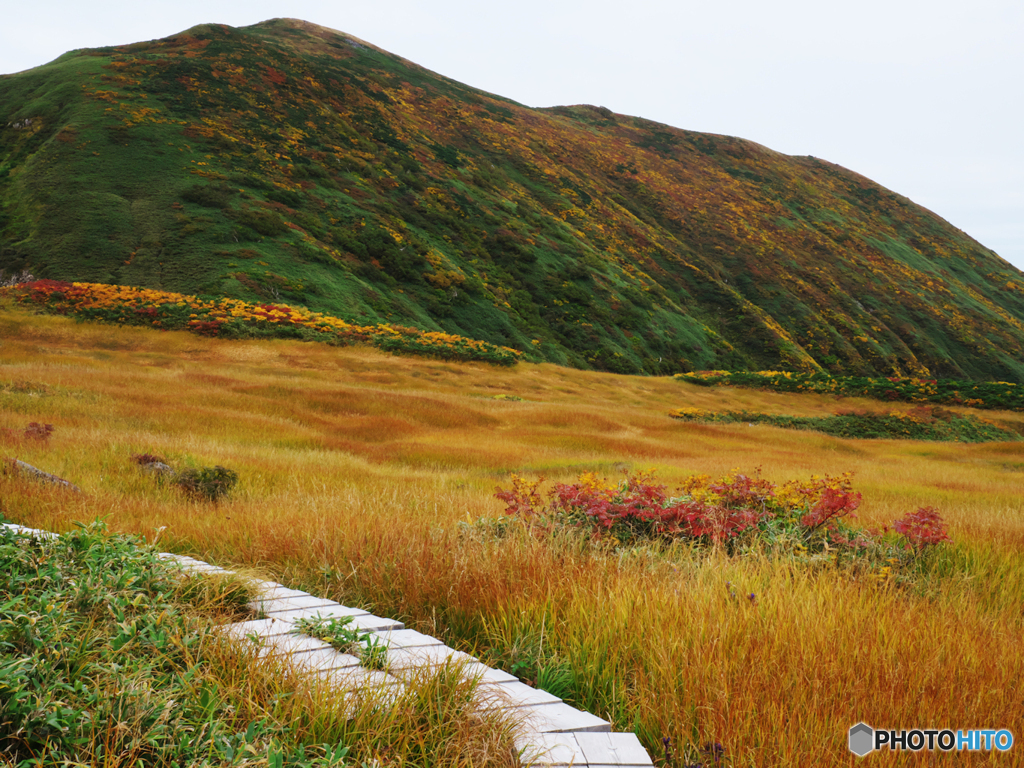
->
266, 188, 305, 208
181, 183, 235, 209
173, 465, 239, 502
227, 207, 290, 237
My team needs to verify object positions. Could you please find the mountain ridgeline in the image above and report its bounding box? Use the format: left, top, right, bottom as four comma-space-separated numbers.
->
3, 18, 1024, 380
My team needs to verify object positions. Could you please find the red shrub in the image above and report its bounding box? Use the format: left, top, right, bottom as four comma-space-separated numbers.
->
131, 453, 166, 466
494, 474, 546, 519
23, 423, 54, 443
893, 507, 951, 551
708, 472, 775, 513
498, 471, 772, 544
799, 486, 861, 532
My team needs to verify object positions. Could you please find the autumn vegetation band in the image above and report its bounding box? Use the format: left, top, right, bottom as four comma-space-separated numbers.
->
677, 370, 1024, 412
7, 280, 523, 366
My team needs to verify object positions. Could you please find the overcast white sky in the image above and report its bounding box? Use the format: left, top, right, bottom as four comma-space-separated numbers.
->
4, 0, 1022, 272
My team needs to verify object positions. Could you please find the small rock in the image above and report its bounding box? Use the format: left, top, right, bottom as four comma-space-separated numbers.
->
5, 458, 81, 492
140, 461, 174, 475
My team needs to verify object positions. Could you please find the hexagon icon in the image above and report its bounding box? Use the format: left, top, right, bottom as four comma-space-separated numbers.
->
849, 722, 874, 756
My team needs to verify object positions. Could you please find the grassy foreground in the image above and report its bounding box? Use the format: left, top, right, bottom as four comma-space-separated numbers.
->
2, 306, 1023, 766
0, 526, 520, 767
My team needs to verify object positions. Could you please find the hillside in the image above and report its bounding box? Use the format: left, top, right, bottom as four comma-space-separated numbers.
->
3, 18, 1024, 379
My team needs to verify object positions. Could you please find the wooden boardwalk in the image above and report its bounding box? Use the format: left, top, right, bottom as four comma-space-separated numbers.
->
4, 523, 654, 767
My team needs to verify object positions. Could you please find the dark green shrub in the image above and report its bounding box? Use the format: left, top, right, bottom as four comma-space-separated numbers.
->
173, 465, 238, 502
266, 188, 304, 208
181, 183, 235, 209
227, 207, 289, 237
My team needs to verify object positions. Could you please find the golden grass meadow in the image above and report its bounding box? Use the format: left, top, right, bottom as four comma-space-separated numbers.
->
2, 303, 1023, 767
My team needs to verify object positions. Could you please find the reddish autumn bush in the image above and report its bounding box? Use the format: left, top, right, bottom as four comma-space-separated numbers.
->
545, 472, 774, 544
23, 422, 54, 443
799, 486, 862, 532
494, 469, 951, 559
130, 452, 167, 466
498, 470, 823, 546
893, 507, 951, 552
1, 421, 55, 445
493, 474, 546, 519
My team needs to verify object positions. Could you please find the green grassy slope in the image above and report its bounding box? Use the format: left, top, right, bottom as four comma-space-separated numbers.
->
3, 18, 1024, 380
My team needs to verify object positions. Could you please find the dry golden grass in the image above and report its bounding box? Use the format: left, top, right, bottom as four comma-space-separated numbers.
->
197, 643, 522, 768
2, 305, 1023, 766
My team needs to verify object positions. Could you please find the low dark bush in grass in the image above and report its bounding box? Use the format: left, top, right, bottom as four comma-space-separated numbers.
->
267, 187, 306, 208
227, 206, 290, 237
181, 182, 236, 209
173, 464, 239, 502
130, 452, 167, 465
0, 421, 54, 445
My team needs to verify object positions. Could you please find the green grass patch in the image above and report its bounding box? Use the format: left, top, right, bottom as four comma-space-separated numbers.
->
0, 522, 520, 767
0, 522, 270, 764
291, 614, 389, 670
669, 405, 1019, 442
677, 370, 1024, 411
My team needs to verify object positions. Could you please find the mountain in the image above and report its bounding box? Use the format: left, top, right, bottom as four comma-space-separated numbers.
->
3, 18, 1024, 380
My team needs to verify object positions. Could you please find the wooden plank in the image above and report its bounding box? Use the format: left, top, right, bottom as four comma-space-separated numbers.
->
574, 732, 654, 766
